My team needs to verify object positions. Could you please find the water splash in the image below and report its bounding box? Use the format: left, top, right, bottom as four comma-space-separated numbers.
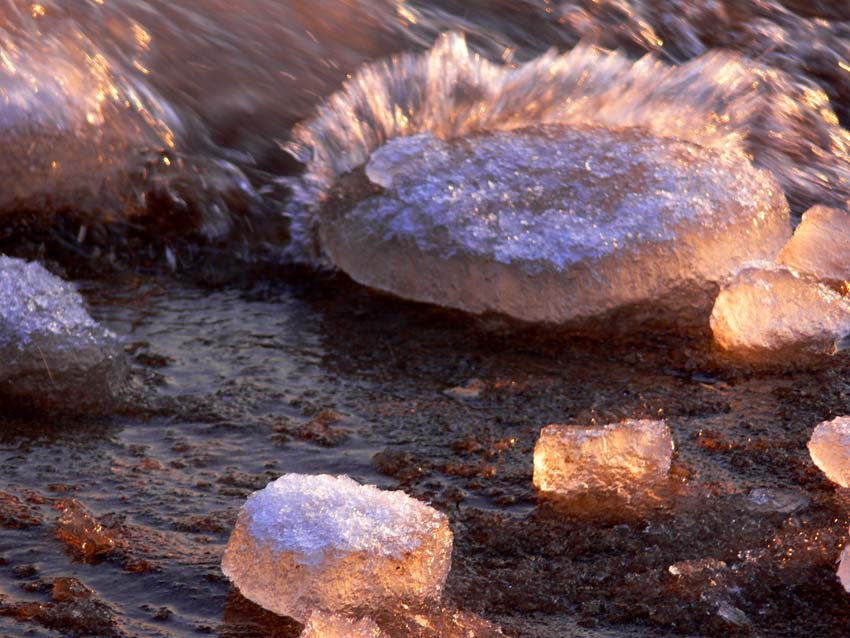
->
4, 0, 850, 264
0, 0, 428, 243
287, 30, 850, 263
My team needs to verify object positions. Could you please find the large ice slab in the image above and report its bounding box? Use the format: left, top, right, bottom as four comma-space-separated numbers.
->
710, 265, 850, 360
533, 419, 673, 495
0, 256, 125, 409
221, 474, 452, 622
778, 206, 850, 282
808, 417, 850, 488
318, 126, 790, 326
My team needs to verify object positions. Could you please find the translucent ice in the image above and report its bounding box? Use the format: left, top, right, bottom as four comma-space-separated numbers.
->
710, 265, 850, 359
777, 206, 850, 282
302, 607, 503, 638
533, 419, 673, 495
808, 417, 850, 488
220, 474, 452, 622
318, 126, 789, 326
838, 544, 850, 593
302, 612, 386, 638
0, 256, 125, 409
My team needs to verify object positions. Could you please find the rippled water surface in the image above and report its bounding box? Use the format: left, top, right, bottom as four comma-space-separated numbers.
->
4, 1, 850, 636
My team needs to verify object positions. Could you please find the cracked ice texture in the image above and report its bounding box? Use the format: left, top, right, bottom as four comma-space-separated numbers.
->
710, 265, 850, 359
319, 126, 790, 326
778, 206, 850, 282
0, 256, 125, 408
808, 417, 850, 488
533, 419, 673, 495
220, 474, 452, 622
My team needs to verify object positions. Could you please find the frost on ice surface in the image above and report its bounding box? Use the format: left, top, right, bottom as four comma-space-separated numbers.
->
0, 256, 125, 409
533, 419, 673, 496
319, 126, 789, 326
710, 265, 850, 360
220, 474, 452, 622
808, 417, 850, 488
838, 544, 850, 593
777, 206, 850, 282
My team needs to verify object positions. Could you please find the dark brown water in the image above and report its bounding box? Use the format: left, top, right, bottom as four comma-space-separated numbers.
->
2, 270, 850, 637
4, 1, 850, 636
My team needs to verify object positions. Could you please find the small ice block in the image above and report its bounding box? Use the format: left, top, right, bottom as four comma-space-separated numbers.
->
808, 417, 850, 487
710, 265, 850, 360
221, 474, 452, 622
778, 206, 850, 281
533, 419, 673, 495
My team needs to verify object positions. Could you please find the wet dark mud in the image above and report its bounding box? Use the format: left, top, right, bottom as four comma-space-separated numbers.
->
1, 269, 850, 637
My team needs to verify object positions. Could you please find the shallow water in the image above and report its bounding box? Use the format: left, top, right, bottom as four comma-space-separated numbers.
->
2, 272, 850, 637
4, 1, 850, 637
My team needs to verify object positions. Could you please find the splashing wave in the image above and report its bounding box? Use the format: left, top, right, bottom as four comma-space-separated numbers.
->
287, 30, 850, 263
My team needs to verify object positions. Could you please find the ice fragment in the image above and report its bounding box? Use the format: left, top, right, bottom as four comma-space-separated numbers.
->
710, 265, 850, 360
0, 256, 126, 409
745, 488, 810, 514
221, 474, 452, 622
777, 206, 850, 282
838, 544, 850, 593
54, 499, 120, 561
303, 607, 503, 638
319, 126, 790, 327
302, 611, 386, 638
808, 417, 850, 488
668, 558, 727, 577
533, 419, 673, 495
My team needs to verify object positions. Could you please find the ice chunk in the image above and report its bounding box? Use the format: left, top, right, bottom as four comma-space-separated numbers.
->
302, 612, 386, 638
302, 607, 503, 638
710, 265, 850, 359
745, 488, 810, 514
0, 256, 126, 409
220, 474, 452, 622
533, 419, 673, 495
778, 206, 850, 281
838, 544, 850, 593
668, 558, 727, 577
319, 126, 790, 327
808, 417, 850, 487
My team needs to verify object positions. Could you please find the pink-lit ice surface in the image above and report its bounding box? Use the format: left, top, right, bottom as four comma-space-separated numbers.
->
808, 417, 850, 488
319, 126, 789, 327
533, 419, 673, 495
711, 265, 850, 360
